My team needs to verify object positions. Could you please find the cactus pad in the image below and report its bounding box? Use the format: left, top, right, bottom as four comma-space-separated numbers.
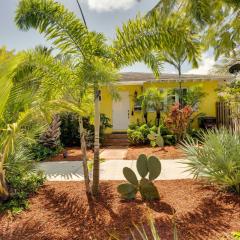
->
148, 156, 161, 181
147, 133, 156, 141
139, 178, 160, 200
156, 135, 164, 147
123, 167, 138, 186
117, 183, 138, 200
137, 154, 148, 178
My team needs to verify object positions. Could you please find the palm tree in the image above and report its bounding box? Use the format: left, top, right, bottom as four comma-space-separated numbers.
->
15, 0, 201, 196
150, 0, 240, 59
10, 48, 95, 194
138, 88, 166, 126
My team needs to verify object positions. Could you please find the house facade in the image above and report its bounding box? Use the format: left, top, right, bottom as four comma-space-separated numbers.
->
100, 72, 233, 133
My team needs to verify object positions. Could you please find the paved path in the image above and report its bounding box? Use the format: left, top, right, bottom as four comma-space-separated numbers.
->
38, 159, 192, 181
100, 147, 127, 160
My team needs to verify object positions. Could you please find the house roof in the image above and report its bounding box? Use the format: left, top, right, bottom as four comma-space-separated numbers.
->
118, 72, 234, 85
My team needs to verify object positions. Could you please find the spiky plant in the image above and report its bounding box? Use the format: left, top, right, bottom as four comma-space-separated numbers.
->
181, 128, 240, 194
39, 115, 61, 149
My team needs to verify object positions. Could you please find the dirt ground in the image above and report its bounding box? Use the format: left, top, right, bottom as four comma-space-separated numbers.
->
1, 180, 239, 240
47, 147, 95, 161
126, 146, 186, 160
47, 146, 185, 162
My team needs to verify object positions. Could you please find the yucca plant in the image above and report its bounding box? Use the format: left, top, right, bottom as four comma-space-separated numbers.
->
110, 215, 178, 240
181, 128, 240, 194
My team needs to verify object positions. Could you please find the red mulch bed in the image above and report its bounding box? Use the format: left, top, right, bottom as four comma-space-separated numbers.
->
47, 147, 94, 161
126, 146, 186, 160
1, 180, 239, 240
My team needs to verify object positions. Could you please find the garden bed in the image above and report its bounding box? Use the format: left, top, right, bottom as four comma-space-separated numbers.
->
1, 180, 239, 240
126, 145, 186, 160
46, 147, 95, 161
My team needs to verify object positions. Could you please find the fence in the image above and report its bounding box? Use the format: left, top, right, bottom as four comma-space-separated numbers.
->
216, 102, 240, 132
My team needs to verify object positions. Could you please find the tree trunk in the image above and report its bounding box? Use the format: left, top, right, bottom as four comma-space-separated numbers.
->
178, 66, 183, 108
144, 112, 148, 124
78, 116, 91, 195
156, 111, 161, 127
0, 168, 9, 202
92, 88, 100, 196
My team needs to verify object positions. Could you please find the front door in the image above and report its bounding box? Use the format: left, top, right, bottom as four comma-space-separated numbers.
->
112, 91, 130, 131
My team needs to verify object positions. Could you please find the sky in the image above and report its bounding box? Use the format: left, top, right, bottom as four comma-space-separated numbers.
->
0, 0, 215, 74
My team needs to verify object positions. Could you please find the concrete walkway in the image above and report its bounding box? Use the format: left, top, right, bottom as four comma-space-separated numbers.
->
38, 159, 192, 181
100, 147, 127, 160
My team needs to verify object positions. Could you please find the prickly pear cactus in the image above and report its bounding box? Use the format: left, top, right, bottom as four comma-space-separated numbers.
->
137, 154, 148, 178
156, 135, 164, 147
117, 154, 161, 201
148, 156, 161, 181
139, 178, 160, 200
123, 167, 138, 185
147, 130, 164, 147
117, 183, 138, 200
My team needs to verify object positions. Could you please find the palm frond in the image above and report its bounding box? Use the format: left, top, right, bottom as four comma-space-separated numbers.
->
15, 0, 105, 58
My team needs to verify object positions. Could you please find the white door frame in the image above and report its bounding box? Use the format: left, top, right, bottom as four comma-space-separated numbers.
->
112, 91, 130, 131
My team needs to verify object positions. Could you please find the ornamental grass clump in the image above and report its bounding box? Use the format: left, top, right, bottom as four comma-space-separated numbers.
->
181, 128, 240, 194
117, 154, 161, 200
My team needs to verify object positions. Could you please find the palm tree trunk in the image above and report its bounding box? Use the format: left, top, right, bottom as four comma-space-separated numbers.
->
156, 111, 160, 126
78, 116, 91, 195
0, 165, 9, 201
178, 66, 183, 108
144, 112, 148, 124
92, 88, 100, 196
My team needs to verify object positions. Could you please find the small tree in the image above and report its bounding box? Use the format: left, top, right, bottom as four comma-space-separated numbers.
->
138, 88, 165, 126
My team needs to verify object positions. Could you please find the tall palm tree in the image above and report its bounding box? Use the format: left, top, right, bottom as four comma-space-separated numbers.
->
10, 48, 95, 194
15, 0, 201, 196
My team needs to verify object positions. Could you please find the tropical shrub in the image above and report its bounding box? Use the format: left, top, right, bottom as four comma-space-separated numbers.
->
165, 103, 193, 142
60, 112, 80, 146
127, 123, 157, 145
128, 123, 176, 146
181, 128, 240, 194
0, 144, 45, 213
117, 154, 161, 200
60, 113, 112, 148
147, 126, 164, 147
30, 142, 62, 161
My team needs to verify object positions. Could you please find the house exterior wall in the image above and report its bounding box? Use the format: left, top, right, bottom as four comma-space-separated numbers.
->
100, 80, 221, 133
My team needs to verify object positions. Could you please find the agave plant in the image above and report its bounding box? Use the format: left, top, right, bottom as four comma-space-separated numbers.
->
181, 128, 240, 194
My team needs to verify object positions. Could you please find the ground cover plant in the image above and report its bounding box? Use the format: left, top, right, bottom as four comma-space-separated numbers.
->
181, 128, 240, 194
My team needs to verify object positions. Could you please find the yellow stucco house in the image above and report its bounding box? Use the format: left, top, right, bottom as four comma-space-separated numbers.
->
100, 72, 232, 134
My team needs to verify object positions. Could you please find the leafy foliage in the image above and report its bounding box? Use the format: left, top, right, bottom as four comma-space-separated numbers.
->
0, 140, 45, 213
181, 128, 240, 194
127, 123, 157, 145
147, 126, 164, 147
138, 88, 166, 125
165, 103, 193, 142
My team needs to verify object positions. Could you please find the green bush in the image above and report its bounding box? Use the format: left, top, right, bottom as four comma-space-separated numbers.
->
127, 129, 145, 145
1, 145, 45, 213
127, 123, 154, 145
1, 171, 45, 213
181, 128, 240, 194
59, 112, 112, 148
127, 123, 176, 146
30, 142, 63, 161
